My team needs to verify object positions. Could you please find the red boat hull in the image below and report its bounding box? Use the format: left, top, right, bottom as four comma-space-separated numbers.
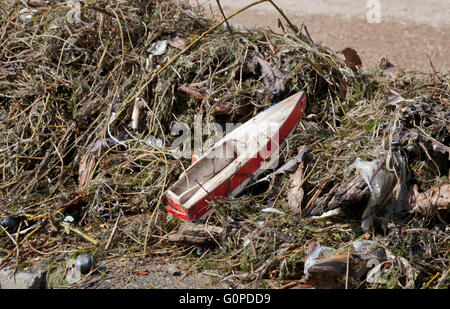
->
166, 92, 307, 221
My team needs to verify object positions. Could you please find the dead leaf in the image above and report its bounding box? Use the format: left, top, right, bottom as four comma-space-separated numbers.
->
78, 152, 96, 191
288, 161, 304, 214
384, 94, 404, 107
340, 47, 362, 71
251, 56, 285, 96
168, 35, 187, 50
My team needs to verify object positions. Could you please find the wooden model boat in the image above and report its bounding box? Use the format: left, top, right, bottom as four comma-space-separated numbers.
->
166, 91, 307, 221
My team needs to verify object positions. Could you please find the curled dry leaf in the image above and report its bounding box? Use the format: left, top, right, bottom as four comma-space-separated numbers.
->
288, 161, 304, 214
340, 47, 362, 71
168, 35, 187, 50
251, 56, 285, 96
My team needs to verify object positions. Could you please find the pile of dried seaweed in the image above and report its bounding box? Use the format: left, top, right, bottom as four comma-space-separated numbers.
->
0, 0, 448, 289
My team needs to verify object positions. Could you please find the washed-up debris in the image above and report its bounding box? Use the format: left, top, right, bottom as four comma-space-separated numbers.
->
65, 259, 79, 283
63, 215, 75, 224
308, 153, 406, 231
304, 244, 336, 275
178, 84, 205, 100
383, 93, 405, 107
167, 223, 224, 245
61, 219, 99, 246
304, 241, 385, 289
248, 145, 309, 188
364, 247, 418, 288
131, 98, 146, 131
75, 253, 96, 275
348, 156, 397, 231
196, 245, 209, 257
305, 252, 365, 289
352, 240, 386, 261
307, 174, 370, 216
379, 57, 405, 79
310, 208, 342, 220
66, 253, 96, 283
165, 92, 307, 221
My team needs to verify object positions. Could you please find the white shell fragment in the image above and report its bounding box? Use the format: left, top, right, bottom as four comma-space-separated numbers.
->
146, 40, 168, 56
19, 8, 38, 23
260, 208, 285, 215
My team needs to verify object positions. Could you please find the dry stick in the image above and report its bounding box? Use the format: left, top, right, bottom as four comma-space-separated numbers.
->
277, 18, 286, 33
63, 224, 99, 246
105, 211, 122, 250
2, 228, 19, 268
216, 0, 233, 34
427, 54, 444, 83
267, 0, 299, 34
345, 247, 351, 289
279, 281, 297, 289
303, 25, 317, 49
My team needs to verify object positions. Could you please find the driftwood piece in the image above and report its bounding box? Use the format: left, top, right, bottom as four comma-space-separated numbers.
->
305, 253, 367, 289
167, 223, 225, 245
308, 175, 369, 216
403, 184, 450, 213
